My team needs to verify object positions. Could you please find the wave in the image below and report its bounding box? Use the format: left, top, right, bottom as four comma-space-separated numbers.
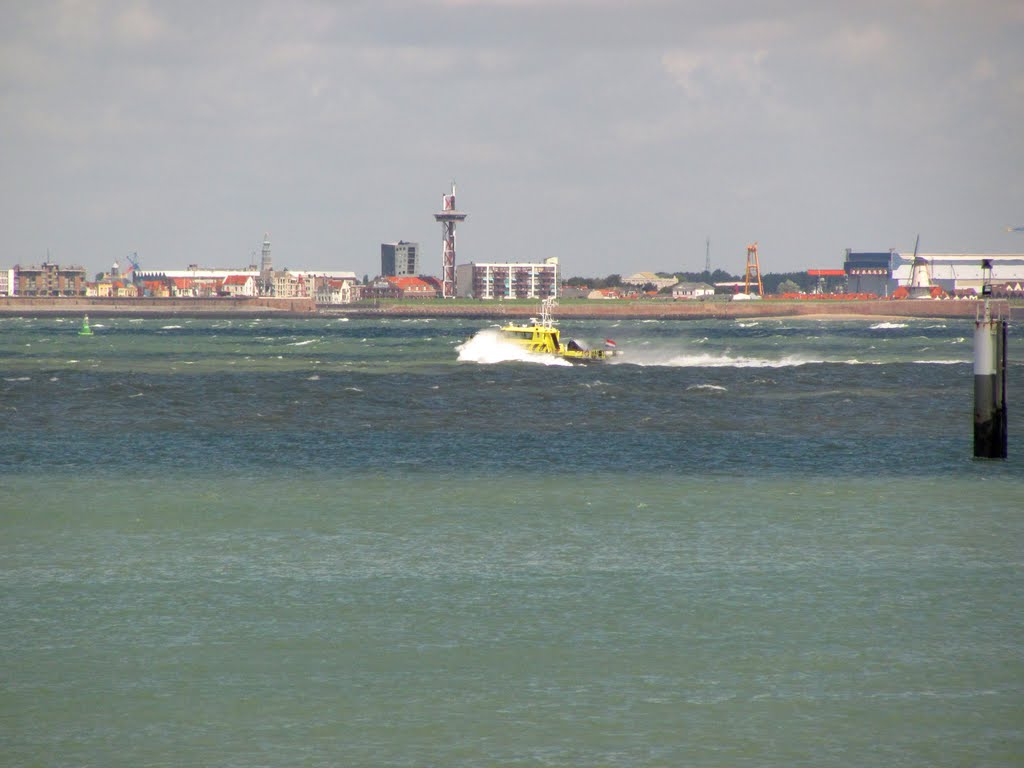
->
456, 330, 572, 366
686, 384, 727, 393
287, 339, 318, 346
621, 350, 823, 368
870, 322, 908, 330
161, 325, 183, 330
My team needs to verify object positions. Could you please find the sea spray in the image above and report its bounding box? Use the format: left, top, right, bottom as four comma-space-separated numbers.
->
456, 329, 573, 366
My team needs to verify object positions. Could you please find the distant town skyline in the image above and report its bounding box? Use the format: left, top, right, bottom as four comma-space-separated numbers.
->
2, 1, 1022, 282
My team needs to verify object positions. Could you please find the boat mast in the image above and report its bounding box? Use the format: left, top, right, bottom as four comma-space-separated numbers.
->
540, 297, 557, 328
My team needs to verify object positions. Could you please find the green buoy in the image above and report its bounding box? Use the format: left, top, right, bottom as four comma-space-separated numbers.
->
78, 314, 94, 336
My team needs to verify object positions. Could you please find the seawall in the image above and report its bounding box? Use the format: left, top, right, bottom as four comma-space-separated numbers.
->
0, 295, 1017, 321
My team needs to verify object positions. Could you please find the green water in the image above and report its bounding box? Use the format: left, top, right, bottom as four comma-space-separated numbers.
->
1, 316, 1022, 766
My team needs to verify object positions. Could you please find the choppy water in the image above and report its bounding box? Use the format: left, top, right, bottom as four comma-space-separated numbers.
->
2, 314, 1022, 767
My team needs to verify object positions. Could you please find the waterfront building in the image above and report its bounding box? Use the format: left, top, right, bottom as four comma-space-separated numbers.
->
455, 258, 559, 300
843, 250, 896, 296
843, 249, 1024, 296
135, 268, 259, 283
0, 268, 15, 296
169, 277, 214, 297
86, 280, 138, 298
623, 271, 678, 290
891, 253, 1024, 294
15, 262, 87, 296
672, 282, 715, 299
141, 280, 171, 298
221, 275, 257, 297
381, 241, 420, 277
272, 270, 311, 299
363, 276, 437, 300
316, 277, 362, 305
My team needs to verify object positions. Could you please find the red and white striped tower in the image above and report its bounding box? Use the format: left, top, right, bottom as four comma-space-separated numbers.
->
433, 181, 467, 299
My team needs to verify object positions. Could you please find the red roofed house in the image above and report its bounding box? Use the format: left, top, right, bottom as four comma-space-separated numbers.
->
221, 274, 256, 297
143, 280, 171, 298
170, 278, 197, 297
386, 276, 438, 299
111, 280, 139, 297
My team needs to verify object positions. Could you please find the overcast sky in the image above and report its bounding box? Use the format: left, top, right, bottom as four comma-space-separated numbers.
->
2, 0, 1022, 280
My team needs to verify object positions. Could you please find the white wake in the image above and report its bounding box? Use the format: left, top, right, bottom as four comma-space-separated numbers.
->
456, 329, 573, 366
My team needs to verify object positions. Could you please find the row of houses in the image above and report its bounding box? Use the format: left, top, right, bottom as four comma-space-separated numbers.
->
129, 269, 367, 303
8, 251, 1023, 302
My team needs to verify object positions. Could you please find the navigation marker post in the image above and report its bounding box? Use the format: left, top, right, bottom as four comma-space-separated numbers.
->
973, 259, 1008, 459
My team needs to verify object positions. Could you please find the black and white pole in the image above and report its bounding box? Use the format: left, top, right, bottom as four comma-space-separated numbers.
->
974, 260, 1008, 459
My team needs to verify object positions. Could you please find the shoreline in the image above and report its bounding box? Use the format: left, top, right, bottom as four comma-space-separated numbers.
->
0, 296, 1017, 321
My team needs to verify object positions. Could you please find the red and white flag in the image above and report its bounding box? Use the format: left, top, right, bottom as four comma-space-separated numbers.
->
605, 339, 617, 348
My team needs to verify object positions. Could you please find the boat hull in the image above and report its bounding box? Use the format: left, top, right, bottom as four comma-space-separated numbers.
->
497, 323, 613, 362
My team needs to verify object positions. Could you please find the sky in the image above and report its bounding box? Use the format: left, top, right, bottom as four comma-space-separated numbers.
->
1, 0, 1022, 281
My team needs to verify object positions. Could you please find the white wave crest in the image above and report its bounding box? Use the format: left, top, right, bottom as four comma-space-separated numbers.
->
287, 339, 318, 346
870, 322, 908, 330
623, 350, 822, 368
686, 384, 727, 393
457, 329, 572, 366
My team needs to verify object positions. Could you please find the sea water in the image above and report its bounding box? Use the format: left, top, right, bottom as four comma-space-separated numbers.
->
1, 314, 1022, 767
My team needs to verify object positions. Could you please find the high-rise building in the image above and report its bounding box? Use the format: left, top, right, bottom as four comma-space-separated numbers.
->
455, 257, 559, 300
381, 241, 420, 277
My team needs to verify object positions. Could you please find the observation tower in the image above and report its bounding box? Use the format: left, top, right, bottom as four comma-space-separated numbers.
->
433, 181, 467, 298
744, 242, 763, 296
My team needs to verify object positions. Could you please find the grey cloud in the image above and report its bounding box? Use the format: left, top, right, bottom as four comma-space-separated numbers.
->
1, 0, 1021, 278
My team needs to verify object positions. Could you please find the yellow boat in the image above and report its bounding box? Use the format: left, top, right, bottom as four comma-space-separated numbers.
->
497, 298, 617, 362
